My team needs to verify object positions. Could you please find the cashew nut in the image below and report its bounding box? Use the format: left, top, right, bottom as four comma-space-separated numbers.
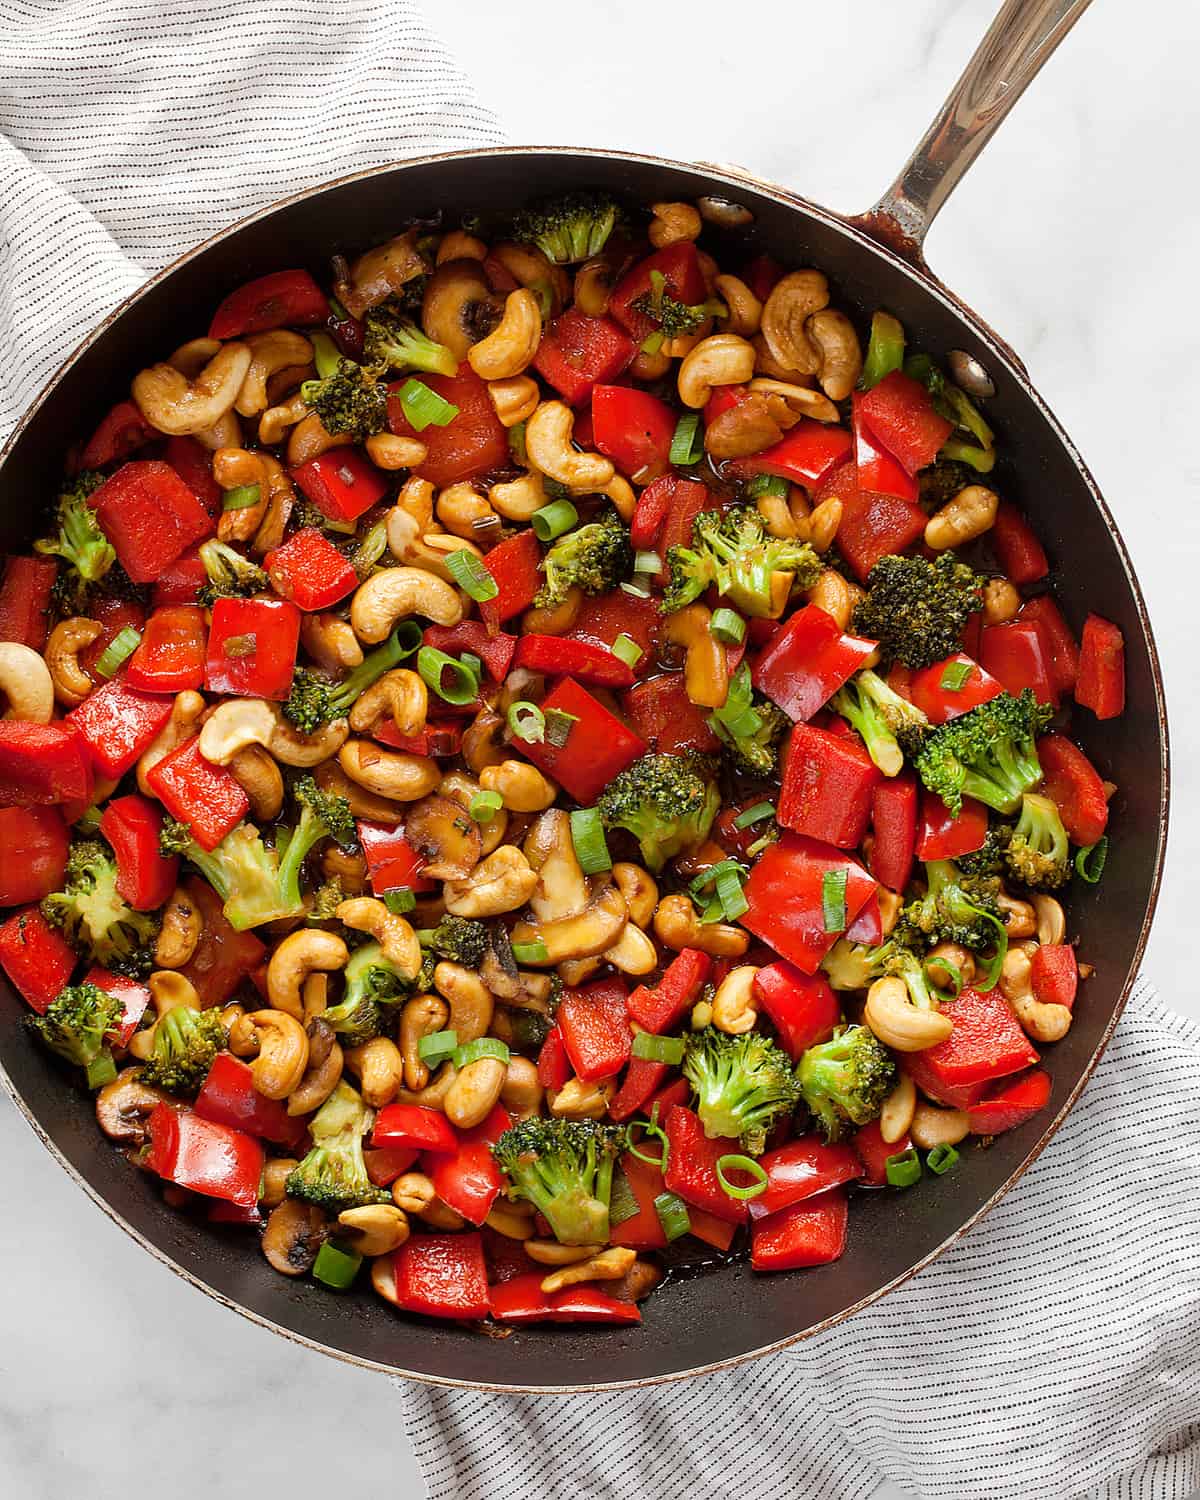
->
677, 333, 756, 409
547, 1076, 615, 1120
365, 432, 428, 471
344, 1035, 405, 1108
198, 697, 276, 765
712, 965, 760, 1035
436, 230, 487, 263
864, 975, 954, 1052
523, 587, 583, 636
314, 760, 405, 824
133, 342, 252, 435
510, 878, 628, 964
390, 1170, 464, 1230
267, 930, 349, 1020
43, 623, 99, 710
486, 374, 540, 428
228, 744, 284, 822
348, 669, 427, 740
445, 1056, 507, 1130
286, 1024, 344, 1116
540, 1245, 636, 1293
715, 274, 762, 337
500, 1056, 543, 1122
653, 893, 749, 957
523, 810, 590, 921
490, 470, 549, 522
351, 566, 464, 643
154, 887, 203, 969
399, 992, 450, 1091
662, 605, 729, 705
648, 201, 702, 247
436, 482, 498, 542
136, 690, 206, 797
443, 845, 538, 918
260, 1158, 298, 1208
235, 330, 314, 417
486, 1202, 536, 1239
479, 758, 558, 813
467, 287, 542, 380
337, 1204, 409, 1257
805, 308, 862, 401
997, 893, 1037, 939
1033, 895, 1066, 946
910, 1101, 971, 1150
300, 613, 364, 673
983, 577, 1021, 625
522, 1239, 602, 1266
880, 1073, 917, 1144
796, 496, 843, 554
1000, 947, 1072, 1043
806, 568, 863, 631
748, 376, 840, 424
258, 390, 310, 447
433, 962, 495, 1044
336, 896, 421, 979
287, 412, 353, 468
760, 270, 829, 376
267, 707, 349, 768
602, 923, 657, 976
338, 740, 440, 803
925, 485, 999, 550
525, 401, 615, 492
241, 1010, 310, 1100
394, 1061, 458, 1111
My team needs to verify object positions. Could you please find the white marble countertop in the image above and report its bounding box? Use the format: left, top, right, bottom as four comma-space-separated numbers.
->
3, 3, 1198, 1496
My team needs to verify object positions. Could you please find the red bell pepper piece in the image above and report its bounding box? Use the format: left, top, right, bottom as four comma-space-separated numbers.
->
387, 364, 509, 488
327, 303, 366, 360
365, 1146, 419, 1187
852, 394, 919, 501
610, 1153, 669, 1251
818, 461, 927, 583
532, 312, 635, 406
177, 877, 265, 1006
903, 986, 1039, 1109
152, 547, 209, 608
513, 633, 634, 688
264, 528, 358, 611
375, 720, 464, 757
1037, 733, 1109, 847
991, 500, 1049, 584
373, 1103, 459, 1155
0, 721, 94, 805
488, 1272, 641, 1325
89, 461, 213, 583
146, 1102, 264, 1208
194, 1052, 306, 1146
520, 677, 647, 805
568, 588, 660, 668
753, 605, 876, 723
663, 1105, 749, 1225
729, 419, 853, 490
844, 891, 883, 945
916, 791, 988, 861
356, 821, 437, 894
82, 965, 151, 1046
870, 772, 918, 891
1030, 944, 1078, 1009
0, 906, 77, 1012
742, 834, 877, 974
99, 794, 178, 910
967, 1067, 1053, 1135
778, 722, 880, 848
392, 1232, 490, 1320
608, 1057, 671, 1123
685, 1205, 739, 1251
557, 976, 631, 1082
623, 672, 721, 755
753, 962, 840, 1060
423, 623, 516, 683
629, 473, 676, 550
205, 596, 300, 701
425, 1103, 510, 1226
853, 1119, 911, 1186
749, 1135, 862, 1220
124, 606, 208, 693
980, 620, 1057, 706
0, 807, 69, 905
609, 242, 707, 342
290, 447, 387, 524
1018, 596, 1079, 695
1075, 613, 1125, 721
68, 674, 172, 781
537, 1025, 572, 1091
146, 737, 249, 851
0, 555, 57, 650
77, 399, 156, 470
649, 1075, 690, 1117
909, 653, 1004, 725
163, 435, 223, 518
751, 1186, 849, 1270
479, 528, 542, 628
208, 269, 328, 339
654, 477, 712, 583
591, 384, 678, 480
857, 371, 954, 474
626, 948, 711, 1034
742, 254, 783, 302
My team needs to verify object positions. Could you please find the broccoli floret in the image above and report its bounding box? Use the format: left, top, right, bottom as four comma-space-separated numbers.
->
138, 1006, 227, 1096
663, 505, 822, 619
349, 518, 390, 580
851, 552, 984, 671
1005, 792, 1070, 890
307, 875, 345, 922
905, 354, 995, 474
285, 1082, 390, 1214
919, 460, 977, 510
492, 1117, 626, 1244
682, 1026, 801, 1155
426, 915, 488, 968
707, 661, 789, 779
820, 933, 942, 1012
41, 841, 159, 977
299, 358, 388, 439
831, 668, 930, 776
512, 192, 620, 264
535, 508, 631, 610
196, 538, 270, 607
631, 269, 727, 343
158, 815, 194, 858
35, 473, 114, 611
362, 303, 458, 378
323, 941, 411, 1046
914, 689, 1052, 817
25, 981, 122, 1088
895, 860, 1009, 989
597, 751, 720, 872
954, 824, 1011, 880
797, 1025, 896, 1142
283, 625, 424, 733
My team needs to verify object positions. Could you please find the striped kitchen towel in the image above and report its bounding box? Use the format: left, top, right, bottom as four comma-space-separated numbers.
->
402, 978, 1200, 1500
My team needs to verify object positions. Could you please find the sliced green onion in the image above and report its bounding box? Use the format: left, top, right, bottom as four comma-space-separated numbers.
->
669, 412, 704, 467
715, 863, 749, 922
453, 1037, 511, 1069
85, 1050, 117, 1090
712, 705, 761, 740
312, 1240, 363, 1291
511, 939, 549, 965
417, 646, 480, 705
612, 633, 643, 668
620, 582, 651, 599
653, 1191, 691, 1242
925, 956, 963, 1000
744, 473, 788, 500
1075, 836, 1108, 884
383, 888, 415, 915
570, 806, 612, 874
221, 483, 261, 512
940, 659, 972, 691
885, 1147, 922, 1189
690, 859, 743, 897
389, 619, 425, 659
822, 869, 848, 932
309, 331, 342, 379
709, 608, 745, 645
715, 1153, 769, 1201
859, 310, 906, 390
398, 378, 460, 431
632, 1032, 686, 1065
609, 1167, 640, 1227
469, 790, 504, 824
507, 700, 546, 744
628, 1112, 670, 1171
73, 804, 104, 835
927, 1143, 960, 1176
328, 296, 350, 323
531, 499, 579, 542
444, 548, 499, 602
417, 1029, 458, 1067
641, 330, 665, 356
634, 550, 661, 574
94, 626, 142, 679
544, 707, 577, 748
508, 421, 528, 466
733, 801, 775, 830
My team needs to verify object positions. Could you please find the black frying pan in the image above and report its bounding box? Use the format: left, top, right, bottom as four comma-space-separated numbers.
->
0, 0, 1168, 1391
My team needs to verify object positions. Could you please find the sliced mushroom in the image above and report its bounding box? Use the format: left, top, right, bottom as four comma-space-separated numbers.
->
479, 925, 523, 1000
334, 231, 427, 320
95, 1068, 168, 1145
510, 877, 628, 964
403, 794, 483, 880
422, 260, 502, 362
261, 1198, 327, 1276
523, 809, 590, 921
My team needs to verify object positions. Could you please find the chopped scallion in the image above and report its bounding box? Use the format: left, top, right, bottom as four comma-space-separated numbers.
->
470, 789, 504, 824
669, 412, 704, 467
94, 626, 141, 679
715, 862, 749, 921
507, 700, 546, 744
508, 421, 528, 465
634, 551, 662, 574
927, 1143, 960, 1176
417, 1029, 458, 1067
85, 1051, 117, 1090
383, 888, 416, 915
821, 869, 848, 932
885, 1147, 922, 1189
531, 499, 579, 542
940, 659, 972, 691
628, 1111, 670, 1171
620, 581, 651, 598
609, 1167, 640, 1227
715, 1153, 769, 1201
569, 806, 612, 874
733, 801, 775, 830
510, 939, 549, 965
612, 633, 643, 668
312, 1240, 363, 1291
653, 1191, 691, 1242
444, 548, 499, 602
398, 377, 459, 431
1075, 836, 1108, 884
631, 1032, 685, 1065
417, 646, 480, 705
544, 707, 577, 748
709, 608, 745, 645
453, 1037, 510, 1068
744, 473, 788, 500
221, 483, 261, 511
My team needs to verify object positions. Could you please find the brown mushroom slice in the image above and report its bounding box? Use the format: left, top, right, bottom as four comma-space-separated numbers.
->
261, 1198, 327, 1277
404, 794, 483, 880
422, 260, 502, 362
334, 230, 427, 320
95, 1068, 169, 1145
479, 926, 523, 1000
523, 809, 590, 921
509, 878, 628, 964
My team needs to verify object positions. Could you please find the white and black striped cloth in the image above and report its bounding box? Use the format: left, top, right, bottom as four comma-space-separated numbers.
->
3, 11, 1197, 1499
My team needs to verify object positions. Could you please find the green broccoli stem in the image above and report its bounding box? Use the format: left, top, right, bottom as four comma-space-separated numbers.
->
832, 679, 904, 777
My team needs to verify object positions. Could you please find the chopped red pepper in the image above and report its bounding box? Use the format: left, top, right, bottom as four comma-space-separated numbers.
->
124, 606, 208, 693
520, 677, 647, 805
146, 1102, 264, 1208
480, 528, 542, 628
392, 1231, 491, 1319
662, 1105, 748, 1225
264, 528, 358, 611
558, 976, 631, 1082
857, 371, 954, 474
817, 461, 926, 583
146, 737, 249, 851
387, 364, 509, 488
778, 722, 880, 849
902, 987, 1039, 1107
1037, 733, 1109, 847
513, 633, 634, 688
852, 393, 919, 501
870, 772, 918, 891
991, 500, 1049, 584
375, 719, 464, 757
753, 605, 877, 723
844, 891, 883, 945
537, 1025, 572, 1092
177, 877, 265, 1006
916, 790, 988, 861
909, 652, 1004, 725
966, 1068, 1052, 1135
0, 906, 77, 1012
609, 242, 708, 342
0, 806, 69, 905
623, 672, 721, 755
649, 1075, 690, 1117
741, 834, 877, 974
425, 1103, 510, 1227
373, 1103, 459, 1154
290, 447, 387, 524
626, 948, 711, 1034
728, 419, 852, 490
654, 477, 712, 584
152, 547, 209, 608
423, 623, 516, 683
194, 1052, 306, 1147
608, 1057, 671, 1123
488, 1272, 641, 1325
1075, 613, 1125, 721
686, 1205, 739, 1251
533, 311, 636, 406
365, 1146, 420, 1187
753, 962, 840, 1060
592, 385, 677, 480
163, 436, 223, 518
356, 821, 437, 895
208, 269, 328, 339
205, 596, 300, 701
1030, 944, 1078, 1009
77, 399, 157, 470
0, 722, 93, 807
89, 461, 214, 583
568, 588, 660, 669
980, 620, 1057, 705
608, 1153, 669, 1250
743, 254, 784, 302
853, 1119, 911, 1186
751, 1186, 849, 1270
99, 794, 178, 910
629, 473, 677, 550
0, 555, 57, 650
1018, 596, 1079, 695
748, 1135, 862, 1220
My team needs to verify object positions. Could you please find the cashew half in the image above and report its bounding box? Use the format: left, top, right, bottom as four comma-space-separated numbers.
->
433, 963, 494, 1045
467, 288, 542, 380
805, 309, 862, 401
864, 975, 954, 1052
344, 1036, 405, 1108
662, 606, 729, 705
336, 896, 421, 979
235, 330, 314, 417
712, 966, 760, 1035
654, 893, 749, 957
399, 992, 450, 1090
880, 1073, 917, 1144
241, 1010, 310, 1100
760, 271, 829, 376
338, 740, 441, 803
268, 708, 349, 768
133, 342, 252, 435
154, 887, 203, 968
525, 402, 614, 492
351, 567, 464, 643
445, 1056, 507, 1130
910, 1101, 971, 1150
300, 613, 364, 672
348, 669, 427, 739
43, 623, 99, 710
198, 698, 276, 765
338, 1204, 409, 1257
443, 845, 538, 918
267, 930, 349, 1019
677, 333, 756, 409
479, 759, 558, 813
1000, 947, 1072, 1043
228, 745, 284, 821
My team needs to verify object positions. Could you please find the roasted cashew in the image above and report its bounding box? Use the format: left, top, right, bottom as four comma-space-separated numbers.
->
677, 333, 756, 409
267, 930, 349, 1020
479, 759, 558, 813
467, 288, 542, 380
267, 707, 349, 768
489, 470, 549, 522
510, 879, 628, 964
864, 975, 953, 1052
712, 965, 760, 1035
336, 896, 421, 979
241, 1009, 310, 1100
338, 740, 440, 803
796, 496, 843, 554
394, 1062, 459, 1112
286, 1028, 344, 1116
228, 744, 284, 821
212, 447, 269, 543
573, 258, 613, 317
1000, 947, 1071, 1043
547, 1076, 614, 1120
880, 1073, 918, 1144
603, 473, 636, 521
421, 258, 498, 361
653, 893, 749, 957
703, 392, 783, 460
338, 1204, 410, 1257
648, 200, 702, 247
443, 845, 538, 918
399, 992, 450, 1091
805, 309, 862, 401
260, 1158, 298, 1208
154, 887, 203, 969
198, 697, 276, 764
314, 760, 405, 824
540, 1246, 636, 1293
1033, 895, 1066, 946
612, 863, 658, 929
258, 390, 311, 447
136, 690, 206, 797
490, 240, 569, 310
997, 893, 1037, 939
433, 962, 495, 1044
662, 605, 729, 706
749, 376, 840, 424
525, 401, 614, 492
365, 432, 428, 471
983, 577, 1021, 625
806, 568, 862, 631
348, 669, 427, 739
436, 482, 497, 541
132, 342, 252, 435
486, 1202, 536, 1239
235, 330, 314, 417
500, 1056, 543, 1122
925, 485, 999, 550
344, 1036, 405, 1108
351, 566, 464, 643
522, 588, 583, 636
391, 1170, 439, 1216
384, 477, 459, 580
522, 1239, 601, 1266
715, 274, 763, 337
486, 374, 540, 428
445, 1057, 507, 1130
43, 623, 99, 710
287, 412, 353, 468
760, 270, 829, 376
300, 613, 364, 672
910, 1101, 971, 1150
602, 923, 657, 976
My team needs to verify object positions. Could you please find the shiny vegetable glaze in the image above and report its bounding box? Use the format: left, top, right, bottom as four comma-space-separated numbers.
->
0, 190, 1124, 1328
